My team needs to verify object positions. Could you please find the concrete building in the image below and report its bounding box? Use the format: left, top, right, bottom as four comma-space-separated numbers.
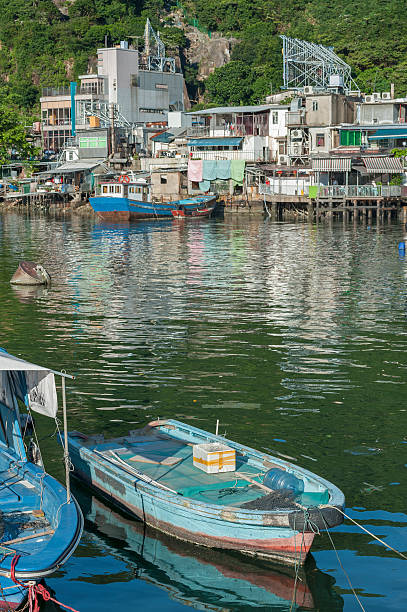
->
40, 25, 186, 152
284, 92, 358, 164
185, 105, 288, 162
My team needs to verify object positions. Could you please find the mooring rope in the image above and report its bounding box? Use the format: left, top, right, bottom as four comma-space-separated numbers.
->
326, 505, 407, 560
289, 513, 307, 612
10, 554, 80, 612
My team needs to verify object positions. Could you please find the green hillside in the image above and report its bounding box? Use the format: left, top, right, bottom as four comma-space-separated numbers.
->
0, 0, 406, 116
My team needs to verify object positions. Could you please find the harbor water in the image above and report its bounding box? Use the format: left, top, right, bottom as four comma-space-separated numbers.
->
0, 210, 406, 611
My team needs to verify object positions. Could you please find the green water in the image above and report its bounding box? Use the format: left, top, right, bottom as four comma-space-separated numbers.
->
0, 211, 406, 611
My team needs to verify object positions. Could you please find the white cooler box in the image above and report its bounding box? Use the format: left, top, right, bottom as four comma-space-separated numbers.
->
193, 442, 236, 473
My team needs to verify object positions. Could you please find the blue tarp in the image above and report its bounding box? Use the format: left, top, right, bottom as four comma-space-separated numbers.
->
188, 138, 243, 147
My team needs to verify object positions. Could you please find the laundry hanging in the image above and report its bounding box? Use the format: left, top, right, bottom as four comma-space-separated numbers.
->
188, 160, 203, 183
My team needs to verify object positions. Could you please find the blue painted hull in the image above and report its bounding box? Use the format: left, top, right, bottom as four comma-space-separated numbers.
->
68, 420, 345, 566
0, 576, 26, 610
79, 492, 328, 610
89, 195, 217, 222
0, 447, 84, 581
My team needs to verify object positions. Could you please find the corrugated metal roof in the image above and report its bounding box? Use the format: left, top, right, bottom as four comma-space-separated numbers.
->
190, 105, 274, 115
312, 158, 352, 172
41, 159, 107, 174
188, 137, 243, 147
151, 127, 187, 143
362, 157, 404, 173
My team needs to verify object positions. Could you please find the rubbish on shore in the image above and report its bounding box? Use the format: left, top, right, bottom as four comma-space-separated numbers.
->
10, 261, 51, 286
67, 418, 345, 566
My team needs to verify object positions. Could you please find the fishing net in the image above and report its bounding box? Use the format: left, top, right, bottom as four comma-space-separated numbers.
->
240, 489, 298, 511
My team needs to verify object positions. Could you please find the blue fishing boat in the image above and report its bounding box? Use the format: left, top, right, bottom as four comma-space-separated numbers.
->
80, 492, 343, 610
90, 176, 217, 222
0, 578, 26, 610
0, 350, 83, 608
67, 419, 344, 566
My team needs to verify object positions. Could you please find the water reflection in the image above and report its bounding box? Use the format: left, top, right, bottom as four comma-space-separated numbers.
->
1, 211, 407, 610
75, 488, 343, 612
11, 284, 50, 303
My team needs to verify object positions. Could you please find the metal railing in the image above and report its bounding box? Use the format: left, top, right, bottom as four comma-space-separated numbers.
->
259, 183, 309, 196
285, 111, 305, 126
42, 87, 71, 97
317, 185, 402, 198
189, 150, 266, 161
259, 183, 403, 198
187, 126, 210, 137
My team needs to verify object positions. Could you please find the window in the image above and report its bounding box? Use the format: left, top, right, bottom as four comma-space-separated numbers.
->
109, 185, 115, 193
340, 130, 361, 146
102, 186, 108, 194
312, 101, 318, 111
316, 133, 325, 147
79, 137, 107, 149
115, 186, 121, 193
156, 84, 168, 90
272, 111, 278, 124
160, 175, 167, 184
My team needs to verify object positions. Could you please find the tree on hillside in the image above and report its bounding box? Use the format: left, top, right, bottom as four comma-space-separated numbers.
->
205, 61, 252, 105
0, 105, 36, 164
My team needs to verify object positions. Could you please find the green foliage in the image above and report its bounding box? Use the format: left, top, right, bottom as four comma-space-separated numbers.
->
205, 61, 252, 105
391, 148, 407, 159
0, 104, 36, 164
0, 0, 184, 112
188, 0, 407, 103
1, 0, 407, 111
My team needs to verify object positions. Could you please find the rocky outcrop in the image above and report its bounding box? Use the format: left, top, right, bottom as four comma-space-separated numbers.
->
184, 27, 238, 81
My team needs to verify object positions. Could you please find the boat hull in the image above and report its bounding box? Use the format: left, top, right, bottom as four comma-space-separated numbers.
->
89, 195, 217, 222
67, 419, 344, 567
72, 463, 314, 564
0, 577, 26, 610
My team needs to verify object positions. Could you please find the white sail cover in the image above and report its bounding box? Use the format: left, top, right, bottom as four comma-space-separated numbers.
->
0, 350, 58, 418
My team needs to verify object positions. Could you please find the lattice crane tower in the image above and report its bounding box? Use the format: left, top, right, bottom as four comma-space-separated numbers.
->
280, 36, 359, 94
143, 18, 176, 73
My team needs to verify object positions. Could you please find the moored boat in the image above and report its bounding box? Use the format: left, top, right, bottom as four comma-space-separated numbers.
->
0, 350, 83, 590
171, 206, 213, 218
67, 419, 344, 566
90, 176, 217, 221
0, 576, 26, 610
78, 492, 345, 610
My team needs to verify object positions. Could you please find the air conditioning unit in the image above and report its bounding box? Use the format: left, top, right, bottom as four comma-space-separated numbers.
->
304, 86, 314, 95
291, 129, 303, 140
365, 95, 374, 103
382, 92, 391, 100
279, 154, 289, 165
292, 144, 302, 156
372, 92, 381, 100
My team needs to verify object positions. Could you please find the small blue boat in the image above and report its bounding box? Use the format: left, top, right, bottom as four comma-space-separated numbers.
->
80, 492, 345, 610
68, 419, 344, 566
90, 176, 217, 222
0, 350, 83, 605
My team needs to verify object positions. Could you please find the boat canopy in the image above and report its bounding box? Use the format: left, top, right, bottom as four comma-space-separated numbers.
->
0, 349, 58, 417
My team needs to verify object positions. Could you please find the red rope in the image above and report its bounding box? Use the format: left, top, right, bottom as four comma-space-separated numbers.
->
10, 554, 80, 612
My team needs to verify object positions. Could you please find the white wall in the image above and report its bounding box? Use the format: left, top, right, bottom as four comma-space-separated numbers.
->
168, 112, 194, 128
268, 107, 288, 159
